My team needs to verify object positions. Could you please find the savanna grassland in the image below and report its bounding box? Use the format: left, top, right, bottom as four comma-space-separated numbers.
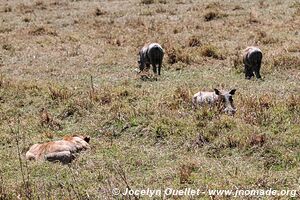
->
0, 0, 300, 199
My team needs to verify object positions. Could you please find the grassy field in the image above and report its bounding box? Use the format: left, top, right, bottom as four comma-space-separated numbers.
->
0, 0, 299, 199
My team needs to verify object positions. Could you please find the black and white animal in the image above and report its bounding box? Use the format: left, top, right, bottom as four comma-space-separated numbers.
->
243, 46, 262, 79
192, 89, 237, 115
138, 43, 164, 75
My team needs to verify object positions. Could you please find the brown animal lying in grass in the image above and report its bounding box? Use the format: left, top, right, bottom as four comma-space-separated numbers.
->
26, 135, 90, 164
192, 89, 237, 115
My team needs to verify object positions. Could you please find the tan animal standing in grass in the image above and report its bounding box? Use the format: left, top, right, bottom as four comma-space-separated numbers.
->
243, 46, 263, 79
193, 89, 237, 115
26, 135, 90, 164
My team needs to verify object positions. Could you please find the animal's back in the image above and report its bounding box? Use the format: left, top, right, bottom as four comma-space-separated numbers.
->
147, 43, 164, 64
148, 43, 163, 50
193, 91, 217, 105
243, 46, 262, 65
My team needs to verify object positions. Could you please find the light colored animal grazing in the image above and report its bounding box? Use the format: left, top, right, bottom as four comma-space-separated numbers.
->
193, 89, 237, 115
243, 46, 262, 79
26, 135, 90, 164
138, 43, 164, 75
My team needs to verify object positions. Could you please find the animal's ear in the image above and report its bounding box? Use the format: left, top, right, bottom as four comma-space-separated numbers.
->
229, 89, 236, 95
84, 136, 90, 143
214, 89, 221, 95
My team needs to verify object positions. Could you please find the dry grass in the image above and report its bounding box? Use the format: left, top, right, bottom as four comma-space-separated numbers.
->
0, 0, 299, 199
200, 44, 222, 59
165, 45, 191, 65
187, 35, 202, 47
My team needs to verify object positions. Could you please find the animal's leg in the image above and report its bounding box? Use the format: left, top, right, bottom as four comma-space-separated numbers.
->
245, 64, 254, 79
254, 62, 262, 79
158, 62, 162, 75
152, 64, 157, 75
45, 151, 75, 164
